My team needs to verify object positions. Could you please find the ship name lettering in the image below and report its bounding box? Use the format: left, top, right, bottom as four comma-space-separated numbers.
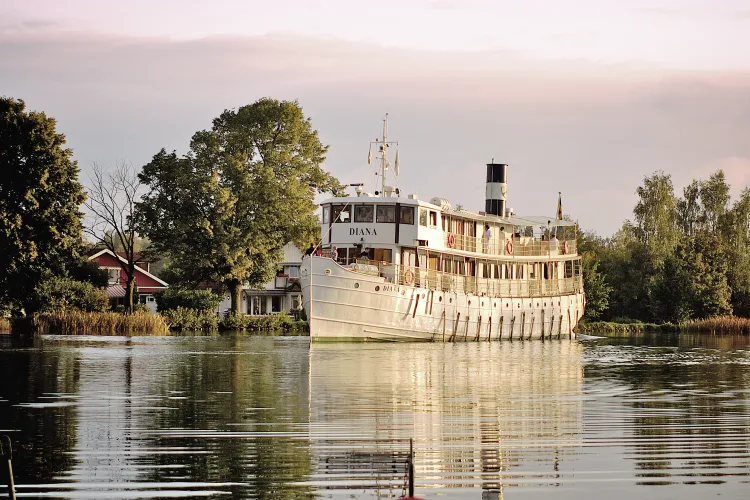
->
382, 285, 399, 292
349, 227, 377, 236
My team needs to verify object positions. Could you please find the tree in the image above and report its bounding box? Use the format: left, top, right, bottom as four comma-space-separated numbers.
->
84, 162, 144, 313
0, 97, 86, 315
633, 171, 679, 262
137, 98, 343, 313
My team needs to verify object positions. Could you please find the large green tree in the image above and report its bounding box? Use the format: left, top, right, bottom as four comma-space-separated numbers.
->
0, 98, 86, 315
137, 98, 343, 313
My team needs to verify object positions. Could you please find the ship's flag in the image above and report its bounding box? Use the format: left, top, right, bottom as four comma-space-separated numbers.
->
367, 144, 372, 165
394, 149, 400, 175
556, 192, 563, 220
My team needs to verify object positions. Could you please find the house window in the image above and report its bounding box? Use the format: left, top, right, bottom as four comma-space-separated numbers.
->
286, 265, 300, 278
376, 205, 396, 223
271, 296, 282, 313
106, 268, 120, 285
399, 206, 414, 225
354, 205, 374, 223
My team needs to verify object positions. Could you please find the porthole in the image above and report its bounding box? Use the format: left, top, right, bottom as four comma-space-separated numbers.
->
439, 296, 443, 302
375, 286, 380, 291
536, 302, 539, 307
481, 302, 484, 307
544, 302, 546, 307
325, 269, 331, 275
468, 300, 471, 306
493, 303, 496, 308
517, 303, 520, 308
505, 303, 509, 308
354, 283, 359, 288
450, 298, 453, 304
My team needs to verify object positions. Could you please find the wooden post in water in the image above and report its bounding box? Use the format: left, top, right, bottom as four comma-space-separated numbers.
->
1, 435, 16, 500
520, 312, 525, 340
451, 313, 460, 342
509, 314, 515, 340
558, 314, 563, 338
475, 316, 482, 341
487, 316, 492, 341
541, 310, 545, 341
408, 438, 415, 498
498, 316, 504, 340
442, 310, 446, 342
530, 315, 535, 340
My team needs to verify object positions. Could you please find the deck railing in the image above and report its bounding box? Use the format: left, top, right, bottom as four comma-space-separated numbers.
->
351, 260, 583, 297
444, 233, 577, 257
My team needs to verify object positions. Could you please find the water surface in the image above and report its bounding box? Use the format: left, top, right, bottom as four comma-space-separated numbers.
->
0, 332, 749, 499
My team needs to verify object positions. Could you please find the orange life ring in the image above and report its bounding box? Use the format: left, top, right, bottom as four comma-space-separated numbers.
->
562, 240, 569, 255
403, 269, 415, 285
506, 240, 513, 255
447, 233, 456, 248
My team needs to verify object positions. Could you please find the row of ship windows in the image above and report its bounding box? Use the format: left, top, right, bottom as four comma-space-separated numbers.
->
323, 204, 419, 224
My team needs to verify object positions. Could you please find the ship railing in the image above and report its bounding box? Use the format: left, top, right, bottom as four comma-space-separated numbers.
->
444, 233, 577, 257
379, 264, 582, 297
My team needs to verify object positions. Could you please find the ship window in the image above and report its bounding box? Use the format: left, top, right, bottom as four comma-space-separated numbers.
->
400, 206, 415, 225
322, 205, 330, 224
332, 204, 350, 223
429, 211, 437, 227
565, 260, 573, 278
376, 205, 396, 223
354, 205, 374, 223
373, 248, 393, 263
419, 208, 428, 226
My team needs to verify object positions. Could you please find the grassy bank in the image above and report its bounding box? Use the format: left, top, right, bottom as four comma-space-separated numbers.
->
34, 311, 169, 335
684, 316, 750, 335
577, 320, 679, 334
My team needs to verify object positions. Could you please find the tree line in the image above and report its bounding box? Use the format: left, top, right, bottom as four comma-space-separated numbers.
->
580, 170, 750, 324
0, 96, 342, 318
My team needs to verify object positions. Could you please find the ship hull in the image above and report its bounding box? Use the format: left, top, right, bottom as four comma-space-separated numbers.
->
300, 256, 584, 342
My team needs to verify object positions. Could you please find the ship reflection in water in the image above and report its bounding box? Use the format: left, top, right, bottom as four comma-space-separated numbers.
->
1, 334, 750, 499
306, 341, 584, 499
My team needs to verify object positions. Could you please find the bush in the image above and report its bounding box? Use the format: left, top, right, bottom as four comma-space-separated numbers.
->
218, 311, 308, 333
161, 307, 219, 331
155, 288, 221, 312
134, 303, 151, 314
34, 277, 109, 313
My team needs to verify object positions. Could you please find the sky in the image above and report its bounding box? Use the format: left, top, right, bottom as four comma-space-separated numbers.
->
2, 0, 750, 235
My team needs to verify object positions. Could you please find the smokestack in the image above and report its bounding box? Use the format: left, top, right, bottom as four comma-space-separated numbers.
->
485, 163, 507, 216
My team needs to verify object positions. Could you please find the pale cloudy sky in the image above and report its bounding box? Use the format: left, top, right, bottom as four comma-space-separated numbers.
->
2, 0, 750, 235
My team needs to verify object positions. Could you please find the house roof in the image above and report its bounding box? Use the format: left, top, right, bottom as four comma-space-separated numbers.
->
88, 248, 169, 287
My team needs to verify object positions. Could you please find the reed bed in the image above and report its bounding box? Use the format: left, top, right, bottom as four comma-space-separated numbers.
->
684, 316, 750, 335
577, 321, 678, 334
34, 311, 169, 335
0, 317, 10, 333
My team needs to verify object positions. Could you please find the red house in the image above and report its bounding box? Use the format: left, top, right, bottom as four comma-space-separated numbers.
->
87, 249, 168, 311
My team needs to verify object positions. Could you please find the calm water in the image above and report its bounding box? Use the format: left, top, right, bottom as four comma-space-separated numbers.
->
1, 333, 749, 499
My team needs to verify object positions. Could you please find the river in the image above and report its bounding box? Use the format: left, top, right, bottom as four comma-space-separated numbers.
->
0, 332, 749, 499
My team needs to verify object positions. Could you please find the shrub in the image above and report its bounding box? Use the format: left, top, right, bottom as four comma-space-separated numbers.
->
155, 288, 221, 312
34, 277, 109, 313
160, 307, 219, 331
134, 303, 151, 314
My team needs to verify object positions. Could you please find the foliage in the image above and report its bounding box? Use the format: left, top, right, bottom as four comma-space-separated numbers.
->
581, 168, 747, 325
219, 311, 308, 332
160, 306, 219, 331
33, 277, 110, 313
0, 97, 86, 315
137, 98, 344, 313
33, 310, 168, 335
70, 259, 109, 288
577, 321, 679, 334
155, 288, 222, 312
581, 252, 611, 321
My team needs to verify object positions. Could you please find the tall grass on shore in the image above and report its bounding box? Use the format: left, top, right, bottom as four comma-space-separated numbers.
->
34, 311, 169, 335
0, 317, 10, 333
684, 316, 750, 335
577, 321, 679, 334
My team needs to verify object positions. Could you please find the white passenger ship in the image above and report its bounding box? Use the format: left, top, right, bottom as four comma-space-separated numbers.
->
301, 117, 584, 341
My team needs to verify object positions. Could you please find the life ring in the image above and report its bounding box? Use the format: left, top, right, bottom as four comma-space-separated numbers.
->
562, 240, 569, 255
403, 269, 415, 285
447, 233, 456, 248
506, 240, 513, 255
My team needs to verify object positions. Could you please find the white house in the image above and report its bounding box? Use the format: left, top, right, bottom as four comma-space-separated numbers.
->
216, 242, 304, 316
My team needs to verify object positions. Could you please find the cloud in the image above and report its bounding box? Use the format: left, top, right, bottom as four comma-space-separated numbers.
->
1, 30, 749, 235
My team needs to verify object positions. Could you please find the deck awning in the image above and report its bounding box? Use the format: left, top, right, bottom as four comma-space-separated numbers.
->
104, 284, 126, 298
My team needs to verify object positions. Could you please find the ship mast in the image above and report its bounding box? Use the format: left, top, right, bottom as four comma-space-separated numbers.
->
369, 113, 398, 197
